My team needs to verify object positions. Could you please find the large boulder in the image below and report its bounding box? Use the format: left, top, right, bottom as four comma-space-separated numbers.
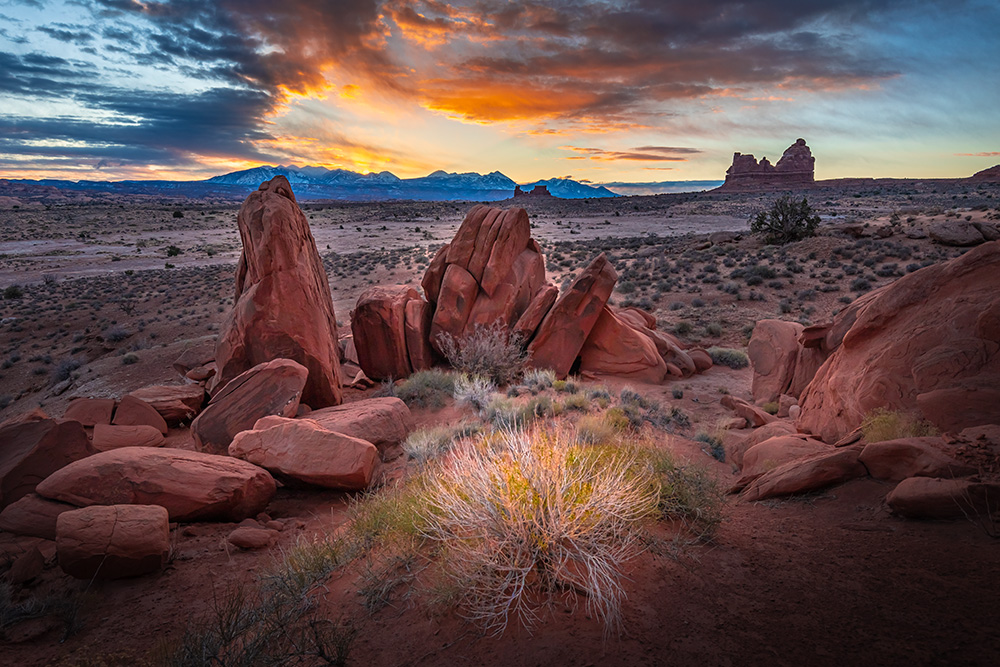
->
528, 253, 616, 378
63, 398, 115, 427
212, 176, 342, 408
192, 358, 307, 455
797, 241, 1000, 442
886, 477, 1000, 519
229, 419, 378, 490
0, 419, 91, 509
0, 493, 76, 540
578, 306, 667, 382
127, 385, 205, 425
92, 424, 165, 451
112, 395, 168, 435
739, 446, 867, 502
928, 220, 985, 246
721, 395, 776, 428
731, 435, 831, 492
748, 320, 803, 403
404, 298, 434, 372
36, 447, 276, 522
858, 437, 977, 481
289, 397, 412, 450
352, 285, 419, 381
725, 420, 800, 468
57, 505, 169, 579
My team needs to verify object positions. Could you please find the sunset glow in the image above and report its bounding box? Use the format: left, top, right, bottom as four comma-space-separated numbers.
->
1, 0, 998, 185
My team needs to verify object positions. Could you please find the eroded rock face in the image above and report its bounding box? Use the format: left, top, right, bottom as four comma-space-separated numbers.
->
0, 419, 91, 509
92, 424, 165, 451
57, 504, 169, 579
578, 306, 667, 383
229, 419, 378, 490
36, 447, 276, 522
112, 395, 168, 435
192, 358, 307, 456
212, 176, 342, 408
797, 241, 1000, 442
720, 139, 815, 190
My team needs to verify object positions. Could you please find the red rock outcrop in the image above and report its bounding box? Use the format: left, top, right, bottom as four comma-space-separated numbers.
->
0, 419, 91, 509
212, 176, 342, 407
797, 241, 1000, 442
229, 419, 378, 490
294, 397, 411, 450
578, 306, 667, 382
858, 437, 977, 482
719, 139, 815, 190
966, 164, 1000, 183
739, 446, 867, 502
56, 504, 170, 579
36, 447, 276, 522
352, 285, 420, 381
192, 358, 307, 455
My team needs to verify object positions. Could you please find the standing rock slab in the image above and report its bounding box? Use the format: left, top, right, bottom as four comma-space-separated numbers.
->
229, 419, 378, 490
0, 493, 77, 540
36, 447, 276, 522
92, 424, 165, 451
57, 504, 169, 579
528, 253, 617, 378
212, 176, 342, 408
63, 398, 115, 427
112, 395, 168, 435
352, 285, 419, 381
748, 320, 803, 404
0, 419, 91, 509
404, 298, 435, 372
192, 358, 307, 455
127, 385, 205, 425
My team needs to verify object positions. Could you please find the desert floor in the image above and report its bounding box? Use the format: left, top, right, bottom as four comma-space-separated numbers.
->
1, 180, 998, 666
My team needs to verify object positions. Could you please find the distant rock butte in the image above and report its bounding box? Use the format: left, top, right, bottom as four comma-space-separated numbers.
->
719, 138, 815, 191
967, 164, 1000, 183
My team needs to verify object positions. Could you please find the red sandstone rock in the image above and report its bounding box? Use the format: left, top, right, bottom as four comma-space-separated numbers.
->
0, 419, 91, 509
929, 220, 985, 246
404, 298, 435, 372
726, 420, 800, 468
352, 285, 419, 381
797, 241, 1000, 442
748, 319, 803, 403
112, 395, 168, 435
528, 253, 617, 378
446, 205, 493, 270
229, 419, 378, 490
36, 447, 276, 522
186, 364, 216, 382
57, 504, 169, 579
721, 395, 776, 428
212, 176, 342, 408
63, 398, 115, 427
886, 477, 1000, 519
172, 337, 216, 376
731, 435, 831, 492
92, 424, 165, 451
0, 493, 76, 539
512, 283, 558, 342
579, 306, 666, 382
689, 348, 713, 373
740, 446, 867, 502
858, 437, 977, 481
296, 397, 412, 450
191, 358, 307, 455
421, 244, 450, 303
228, 526, 279, 550
480, 208, 531, 297
721, 139, 815, 190
429, 264, 479, 350
127, 385, 205, 425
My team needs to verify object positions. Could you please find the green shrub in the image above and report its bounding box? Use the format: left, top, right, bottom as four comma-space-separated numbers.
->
165, 245, 182, 257
395, 369, 455, 408
707, 347, 750, 370
562, 393, 590, 412
861, 408, 938, 443
694, 432, 726, 462
2, 285, 23, 300
761, 401, 779, 415
750, 196, 820, 245
436, 320, 528, 385
521, 368, 555, 393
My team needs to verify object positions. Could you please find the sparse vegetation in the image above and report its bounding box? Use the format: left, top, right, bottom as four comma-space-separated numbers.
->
707, 347, 750, 369
750, 196, 820, 245
861, 408, 938, 442
436, 320, 528, 385
393, 369, 456, 408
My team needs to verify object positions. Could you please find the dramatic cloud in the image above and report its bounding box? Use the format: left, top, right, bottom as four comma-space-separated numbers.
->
563, 146, 702, 161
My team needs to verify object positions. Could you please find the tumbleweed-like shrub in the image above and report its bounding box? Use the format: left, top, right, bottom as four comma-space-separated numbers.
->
420, 427, 658, 634
436, 320, 528, 386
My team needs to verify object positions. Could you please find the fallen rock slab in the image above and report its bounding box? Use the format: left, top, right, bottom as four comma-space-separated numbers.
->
740, 446, 867, 502
929, 220, 985, 246
127, 385, 205, 425
0, 493, 77, 540
731, 435, 831, 492
886, 477, 1000, 519
57, 504, 169, 579
229, 419, 378, 490
721, 395, 776, 428
192, 358, 307, 455
0, 419, 91, 509
63, 398, 115, 427
92, 424, 165, 451
112, 395, 168, 435
36, 447, 276, 522
859, 437, 978, 482
287, 397, 412, 450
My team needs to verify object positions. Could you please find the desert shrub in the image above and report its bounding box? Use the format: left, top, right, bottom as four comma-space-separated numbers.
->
619, 388, 689, 431
562, 393, 590, 412
576, 410, 629, 445
705, 322, 723, 337
394, 369, 455, 408
694, 432, 726, 462
50, 358, 81, 385
453, 374, 497, 413
103, 326, 131, 343
644, 449, 723, 536
749, 196, 820, 245
521, 368, 555, 393
861, 408, 938, 443
761, 401, 779, 415
403, 422, 480, 463
165, 245, 182, 257
121, 352, 139, 365
707, 347, 750, 369
482, 396, 528, 429
3, 285, 23, 300
436, 320, 528, 385
671, 388, 684, 400
421, 427, 658, 634
674, 321, 693, 335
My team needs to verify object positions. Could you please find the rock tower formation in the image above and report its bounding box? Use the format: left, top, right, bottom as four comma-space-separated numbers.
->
720, 138, 815, 190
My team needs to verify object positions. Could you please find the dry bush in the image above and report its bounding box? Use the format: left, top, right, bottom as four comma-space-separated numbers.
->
421, 427, 658, 634
452, 374, 497, 413
436, 320, 528, 385
403, 422, 480, 463
861, 408, 938, 442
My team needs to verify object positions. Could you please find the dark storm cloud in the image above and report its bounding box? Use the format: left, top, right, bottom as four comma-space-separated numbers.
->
37, 23, 95, 44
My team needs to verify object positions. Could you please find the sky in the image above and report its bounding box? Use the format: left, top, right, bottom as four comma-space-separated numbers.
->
0, 0, 998, 186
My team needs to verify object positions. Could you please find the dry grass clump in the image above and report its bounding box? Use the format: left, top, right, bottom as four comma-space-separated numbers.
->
861, 408, 938, 443
402, 422, 481, 463
392, 369, 456, 408
436, 320, 528, 385
420, 427, 659, 634
452, 374, 497, 413
706, 346, 749, 369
